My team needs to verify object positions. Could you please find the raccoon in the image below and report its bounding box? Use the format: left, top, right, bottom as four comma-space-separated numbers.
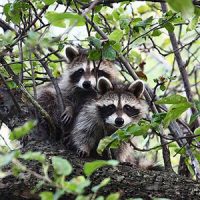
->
59, 46, 120, 126
35, 46, 120, 139
69, 77, 148, 163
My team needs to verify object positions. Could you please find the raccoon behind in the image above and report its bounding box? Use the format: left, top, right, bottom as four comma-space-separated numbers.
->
69, 77, 153, 167
34, 47, 121, 140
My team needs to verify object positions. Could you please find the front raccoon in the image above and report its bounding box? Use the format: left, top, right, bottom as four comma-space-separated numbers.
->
36, 47, 120, 139
70, 77, 147, 162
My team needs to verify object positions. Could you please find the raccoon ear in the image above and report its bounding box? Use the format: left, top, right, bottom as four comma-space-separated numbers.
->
65, 46, 79, 63
128, 80, 144, 98
97, 77, 113, 94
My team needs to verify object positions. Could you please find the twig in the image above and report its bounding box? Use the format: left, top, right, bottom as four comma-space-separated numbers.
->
34, 50, 65, 113
0, 56, 56, 135
161, 3, 199, 123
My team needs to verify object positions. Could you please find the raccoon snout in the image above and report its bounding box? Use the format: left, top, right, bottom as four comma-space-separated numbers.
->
83, 81, 91, 89
115, 117, 124, 127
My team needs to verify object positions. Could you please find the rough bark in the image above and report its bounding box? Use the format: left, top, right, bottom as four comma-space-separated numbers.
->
1, 140, 200, 200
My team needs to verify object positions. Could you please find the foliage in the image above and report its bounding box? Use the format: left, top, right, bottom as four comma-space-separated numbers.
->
0, 125, 120, 199
0, 0, 200, 198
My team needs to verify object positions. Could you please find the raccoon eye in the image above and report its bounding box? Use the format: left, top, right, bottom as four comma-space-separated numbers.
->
98, 70, 110, 79
70, 68, 84, 83
107, 104, 116, 112
124, 105, 131, 111
77, 68, 84, 74
124, 105, 140, 117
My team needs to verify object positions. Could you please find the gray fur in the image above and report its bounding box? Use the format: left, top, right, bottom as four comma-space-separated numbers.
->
35, 47, 121, 139
70, 101, 104, 155
70, 79, 148, 162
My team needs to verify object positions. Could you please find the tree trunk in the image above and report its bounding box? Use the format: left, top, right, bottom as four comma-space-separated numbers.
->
1, 140, 200, 200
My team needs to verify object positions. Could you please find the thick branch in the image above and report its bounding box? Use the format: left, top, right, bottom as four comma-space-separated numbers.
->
1, 141, 200, 199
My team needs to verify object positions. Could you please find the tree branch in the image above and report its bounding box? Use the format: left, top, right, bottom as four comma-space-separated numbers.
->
0, 56, 56, 134
1, 141, 200, 199
82, 0, 200, 9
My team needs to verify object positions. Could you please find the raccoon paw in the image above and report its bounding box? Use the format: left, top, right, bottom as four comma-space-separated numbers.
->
61, 109, 73, 126
77, 149, 89, 158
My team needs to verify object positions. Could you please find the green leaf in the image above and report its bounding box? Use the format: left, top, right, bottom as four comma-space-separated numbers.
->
88, 37, 102, 49
45, 11, 85, 28
64, 176, 90, 194
163, 22, 174, 33
174, 147, 186, 155
92, 178, 110, 193
194, 127, 200, 135
152, 113, 167, 124
3, 3, 12, 21
185, 158, 195, 176
137, 5, 151, 14
189, 112, 200, 125
152, 29, 162, 37
102, 45, 116, 61
52, 156, 72, 176
5, 1, 30, 24
112, 42, 121, 52
9, 120, 37, 141
160, 84, 166, 91
126, 122, 151, 136
10, 63, 23, 74
166, 0, 194, 19
187, 15, 199, 31
39, 192, 53, 200
20, 151, 46, 163
155, 94, 188, 104
43, 0, 56, 5
163, 102, 192, 128
119, 18, 130, 29
88, 50, 101, 61
134, 16, 153, 30
129, 50, 142, 64
106, 193, 120, 200
84, 160, 118, 176
108, 30, 123, 42
0, 151, 17, 168
97, 136, 115, 155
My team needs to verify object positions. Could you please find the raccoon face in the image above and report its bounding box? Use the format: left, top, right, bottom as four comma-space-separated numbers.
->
69, 61, 96, 90
97, 78, 145, 129
65, 47, 115, 90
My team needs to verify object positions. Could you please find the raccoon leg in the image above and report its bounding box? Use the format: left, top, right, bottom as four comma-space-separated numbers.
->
61, 105, 73, 126
112, 142, 135, 163
71, 128, 99, 158
61, 100, 74, 126
76, 144, 90, 157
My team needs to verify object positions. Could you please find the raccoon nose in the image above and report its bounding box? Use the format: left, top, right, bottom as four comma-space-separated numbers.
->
83, 81, 91, 89
115, 117, 124, 127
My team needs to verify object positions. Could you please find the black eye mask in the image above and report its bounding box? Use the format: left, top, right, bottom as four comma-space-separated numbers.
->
98, 104, 116, 119
70, 68, 84, 83
97, 70, 111, 79
91, 68, 111, 79
123, 105, 140, 117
